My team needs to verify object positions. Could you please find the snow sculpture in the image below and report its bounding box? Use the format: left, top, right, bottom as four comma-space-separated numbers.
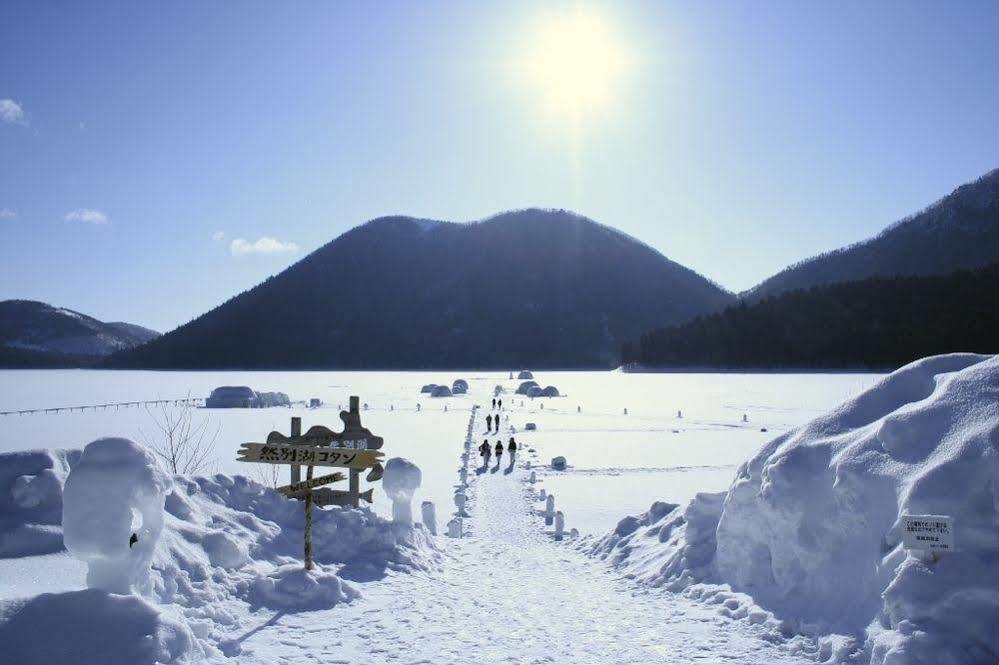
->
539, 488, 547, 500
529, 471, 536, 484
551, 456, 567, 471
62, 438, 171, 594
421, 501, 437, 536
453, 491, 468, 517
677, 410, 682, 418
459, 467, 468, 486
554, 511, 564, 541
382, 458, 422, 527
545, 494, 555, 526
447, 518, 462, 538
569, 528, 579, 539
525, 460, 532, 469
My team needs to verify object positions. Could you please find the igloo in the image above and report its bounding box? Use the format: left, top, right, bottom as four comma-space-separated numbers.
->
541, 386, 560, 397
526, 386, 543, 398
62, 438, 171, 594
420, 384, 437, 394
451, 379, 469, 394
517, 370, 534, 380
382, 458, 422, 526
431, 385, 453, 398
516, 380, 539, 395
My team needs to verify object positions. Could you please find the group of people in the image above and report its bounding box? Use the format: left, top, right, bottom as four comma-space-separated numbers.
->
485, 405, 503, 433
479, 436, 517, 464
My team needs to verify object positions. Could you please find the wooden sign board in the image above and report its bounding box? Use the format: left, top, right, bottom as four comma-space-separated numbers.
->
237, 443, 383, 470
902, 515, 955, 552
312, 487, 374, 507
275, 472, 345, 496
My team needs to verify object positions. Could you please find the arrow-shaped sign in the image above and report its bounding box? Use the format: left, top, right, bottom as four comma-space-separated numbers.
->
275, 472, 345, 496
237, 443, 383, 470
312, 487, 374, 507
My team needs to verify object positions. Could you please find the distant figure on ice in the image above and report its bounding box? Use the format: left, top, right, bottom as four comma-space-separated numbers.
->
492, 398, 497, 409
480, 440, 491, 464
508, 437, 517, 454
486, 414, 493, 432
498, 398, 503, 410
494, 440, 504, 463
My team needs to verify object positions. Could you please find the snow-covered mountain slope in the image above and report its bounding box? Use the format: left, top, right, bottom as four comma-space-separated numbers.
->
0, 300, 160, 360
588, 353, 999, 664
747, 169, 999, 300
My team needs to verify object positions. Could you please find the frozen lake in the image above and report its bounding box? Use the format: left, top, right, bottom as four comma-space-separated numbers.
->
0, 369, 883, 535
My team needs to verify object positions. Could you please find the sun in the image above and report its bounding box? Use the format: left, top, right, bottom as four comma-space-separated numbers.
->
518, 7, 631, 118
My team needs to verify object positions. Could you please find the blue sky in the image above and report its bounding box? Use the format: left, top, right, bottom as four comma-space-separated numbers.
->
1, 1, 998, 332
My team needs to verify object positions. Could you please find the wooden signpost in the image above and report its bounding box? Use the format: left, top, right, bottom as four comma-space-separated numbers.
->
236, 396, 385, 570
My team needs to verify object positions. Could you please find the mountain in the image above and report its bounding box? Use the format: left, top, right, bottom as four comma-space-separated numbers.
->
624, 263, 999, 370
746, 169, 999, 300
111, 209, 735, 369
0, 300, 160, 366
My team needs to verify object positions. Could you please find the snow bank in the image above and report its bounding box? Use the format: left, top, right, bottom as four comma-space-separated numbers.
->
589, 353, 999, 664
0, 444, 439, 659
0, 589, 202, 665
0, 448, 78, 557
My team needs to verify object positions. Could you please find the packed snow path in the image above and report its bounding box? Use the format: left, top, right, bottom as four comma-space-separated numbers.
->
238, 422, 812, 664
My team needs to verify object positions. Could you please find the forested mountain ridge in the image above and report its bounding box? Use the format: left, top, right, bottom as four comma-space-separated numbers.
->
110, 209, 735, 369
746, 169, 999, 300
624, 263, 999, 370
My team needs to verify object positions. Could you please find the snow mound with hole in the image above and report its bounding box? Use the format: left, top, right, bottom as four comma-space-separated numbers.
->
588, 353, 999, 664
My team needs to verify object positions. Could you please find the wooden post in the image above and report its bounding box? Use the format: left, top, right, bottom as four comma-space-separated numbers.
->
348, 396, 361, 508
290, 417, 302, 485
304, 463, 315, 571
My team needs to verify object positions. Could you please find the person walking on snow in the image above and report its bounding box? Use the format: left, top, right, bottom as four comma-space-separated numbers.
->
498, 398, 503, 410
480, 439, 491, 463
486, 413, 493, 432
494, 440, 504, 462
492, 398, 496, 409
508, 437, 517, 454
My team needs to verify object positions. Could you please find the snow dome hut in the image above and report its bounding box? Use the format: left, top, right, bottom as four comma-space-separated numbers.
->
527, 386, 544, 398
517, 370, 534, 380
452, 379, 468, 394
541, 386, 560, 397
206, 386, 257, 408
516, 380, 539, 395
420, 384, 437, 394
431, 385, 453, 398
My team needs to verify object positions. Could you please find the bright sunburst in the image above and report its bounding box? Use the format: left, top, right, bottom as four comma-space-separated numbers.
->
518, 7, 631, 119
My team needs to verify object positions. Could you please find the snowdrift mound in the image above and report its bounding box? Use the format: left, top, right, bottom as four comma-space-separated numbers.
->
0, 589, 202, 665
589, 353, 999, 664
0, 448, 80, 558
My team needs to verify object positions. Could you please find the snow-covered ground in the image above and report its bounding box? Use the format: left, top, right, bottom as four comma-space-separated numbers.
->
0, 369, 879, 534
3, 368, 912, 663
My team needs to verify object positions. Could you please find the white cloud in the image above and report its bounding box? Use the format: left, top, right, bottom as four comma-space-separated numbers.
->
0, 208, 15, 219
0, 99, 26, 125
230, 236, 299, 256
212, 230, 225, 241
65, 208, 109, 225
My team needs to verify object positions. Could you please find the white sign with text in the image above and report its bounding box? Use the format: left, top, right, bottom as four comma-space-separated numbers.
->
901, 515, 955, 552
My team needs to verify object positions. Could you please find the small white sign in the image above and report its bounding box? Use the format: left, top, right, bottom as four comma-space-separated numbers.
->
901, 514, 955, 552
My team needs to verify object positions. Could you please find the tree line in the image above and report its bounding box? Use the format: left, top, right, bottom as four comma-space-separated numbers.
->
622, 263, 999, 370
